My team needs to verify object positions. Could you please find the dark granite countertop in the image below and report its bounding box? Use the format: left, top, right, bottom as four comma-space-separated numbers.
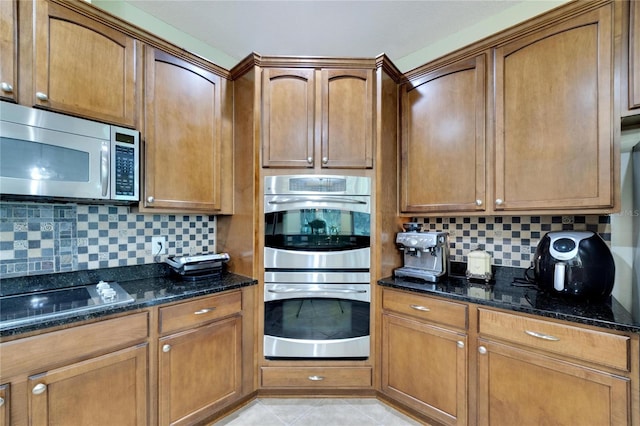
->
0, 263, 257, 338
378, 263, 640, 334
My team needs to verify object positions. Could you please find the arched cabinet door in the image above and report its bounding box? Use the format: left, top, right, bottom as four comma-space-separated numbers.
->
493, 3, 616, 212
33, 1, 138, 127
143, 47, 224, 212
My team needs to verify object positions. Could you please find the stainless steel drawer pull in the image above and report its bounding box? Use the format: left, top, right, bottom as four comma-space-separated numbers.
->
525, 330, 560, 341
32, 383, 47, 395
410, 304, 430, 312
0, 397, 4, 407
194, 307, 216, 315
35, 92, 49, 101
308, 375, 325, 381
163, 344, 171, 353
1, 82, 13, 93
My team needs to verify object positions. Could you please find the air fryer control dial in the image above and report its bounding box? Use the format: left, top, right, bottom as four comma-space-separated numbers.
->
552, 238, 576, 253
548, 231, 593, 261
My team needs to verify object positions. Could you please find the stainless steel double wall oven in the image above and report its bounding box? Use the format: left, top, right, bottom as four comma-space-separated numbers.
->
263, 175, 371, 359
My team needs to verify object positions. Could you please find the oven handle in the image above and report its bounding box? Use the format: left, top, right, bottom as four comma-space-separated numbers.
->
267, 197, 367, 205
267, 289, 367, 294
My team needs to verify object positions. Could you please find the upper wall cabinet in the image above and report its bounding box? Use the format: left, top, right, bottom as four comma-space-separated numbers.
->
400, 55, 486, 214
493, 2, 616, 212
0, 0, 17, 102
31, 1, 138, 127
623, 0, 639, 116
262, 67, 374, 169
143, 47, 225, 212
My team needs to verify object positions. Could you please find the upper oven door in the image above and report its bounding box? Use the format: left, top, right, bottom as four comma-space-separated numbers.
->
264, 194, 371, 252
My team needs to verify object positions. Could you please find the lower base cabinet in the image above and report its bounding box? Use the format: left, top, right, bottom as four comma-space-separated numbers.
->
477, 339, 630, 425
28, 345, 148, 426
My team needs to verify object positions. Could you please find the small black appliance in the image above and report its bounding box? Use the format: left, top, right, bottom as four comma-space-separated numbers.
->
533, 231, 615, 300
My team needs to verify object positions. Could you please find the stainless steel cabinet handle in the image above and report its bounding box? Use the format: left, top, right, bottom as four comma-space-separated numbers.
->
194, 307, 216, 315
476, 199, 483, 206
478, 346, 487, 355
32, 383, 47, 395
322, 156, 328, 164
457, 341, 465, 349
1, 82, 13, 93
268, 289, 366, 294
495, 198, 504, 206
35, 91, 48, 101
525, 330, 560, 341
268, 196, 367, 205
410, 304, 430, 312
162, 344, 171, 353
307, 156, 313, 164
147, 196, 154, 203
0, 397, 4, 407
308, 375, 325, 381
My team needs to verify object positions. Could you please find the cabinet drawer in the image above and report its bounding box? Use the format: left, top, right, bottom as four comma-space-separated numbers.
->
159, 291, 241, 334
0, 312, 148, 378
382, 289, 467, 330
261, 367, 372, 388
478, 309, 630, 371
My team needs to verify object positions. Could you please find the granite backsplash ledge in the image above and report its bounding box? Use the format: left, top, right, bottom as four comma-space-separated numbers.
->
0, 202, 216, 279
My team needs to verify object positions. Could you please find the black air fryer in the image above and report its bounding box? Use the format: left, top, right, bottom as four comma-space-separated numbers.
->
533, 231, 615, 301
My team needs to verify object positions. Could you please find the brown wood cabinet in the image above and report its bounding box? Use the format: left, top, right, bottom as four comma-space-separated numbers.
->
400, 55, 486, 214
381, 289, 468, 425
0, 384, 8, 426
261, 67, 374, 169
0, 0, 16, 102
400, 0, 619, 216
0, 312, 149, 426
143, 47, 226, 212
28, 345, 148, 426
30, 0, 138, 127
624, 0, 640, 115
158, 292, 243, 426
493, 2, 616, 212
477, 308, 632, 426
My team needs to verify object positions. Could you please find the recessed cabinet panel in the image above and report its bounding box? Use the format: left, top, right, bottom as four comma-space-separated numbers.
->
0, 0, 16, 102
144, 48, 222, 211
321, 69, 374, 168
629, 0, 640, 111
400, 55, 486, 213
262, 68, 315, 168
494, 4, 614, 211
0, 383, 8, 426
33, 1, 137, 126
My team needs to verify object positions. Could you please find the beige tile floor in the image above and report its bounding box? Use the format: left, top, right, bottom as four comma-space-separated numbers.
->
212, 398, 425, 426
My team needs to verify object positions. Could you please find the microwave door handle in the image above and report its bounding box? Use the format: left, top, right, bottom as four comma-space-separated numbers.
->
268, 197, 367, 205
100, 143, 109, 197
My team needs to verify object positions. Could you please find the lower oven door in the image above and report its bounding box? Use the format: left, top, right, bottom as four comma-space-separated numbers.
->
264, 283, 370, 359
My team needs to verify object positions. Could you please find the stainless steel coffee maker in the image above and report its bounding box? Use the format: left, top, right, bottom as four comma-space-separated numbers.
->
394, 224, 449, 282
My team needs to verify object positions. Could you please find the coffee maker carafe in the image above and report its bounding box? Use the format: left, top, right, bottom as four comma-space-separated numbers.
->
394, 226, 449, 282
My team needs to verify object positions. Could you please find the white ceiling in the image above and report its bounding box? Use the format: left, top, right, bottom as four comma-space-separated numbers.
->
121, 0, 565, 71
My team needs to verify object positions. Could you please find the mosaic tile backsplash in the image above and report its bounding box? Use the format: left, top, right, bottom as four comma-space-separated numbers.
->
414, 215, 611, 269
0, 202, 216, 279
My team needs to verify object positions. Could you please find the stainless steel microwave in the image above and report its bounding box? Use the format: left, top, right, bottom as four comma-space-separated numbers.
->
0, 102, 139, 203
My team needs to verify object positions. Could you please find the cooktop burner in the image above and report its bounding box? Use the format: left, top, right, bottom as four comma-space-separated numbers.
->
0, 281, 135, 330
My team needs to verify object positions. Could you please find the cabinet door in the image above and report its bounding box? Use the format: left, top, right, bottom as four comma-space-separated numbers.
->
494, 4, 615, 211
477, 339, 630, 426
400, 56, 486, 213
629, 0, 640, 111
159, 315, 242, 426
382, 313, 467, 426
0, 0, 16, 102
0, 384, 8, 426
28, 344, 148, 426
33, 1, 137, 126
321, 68, 374, 168
262, 68, 315, 168
144, 47, 222, 211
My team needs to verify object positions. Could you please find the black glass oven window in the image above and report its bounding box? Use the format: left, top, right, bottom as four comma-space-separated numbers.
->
0, 287, 93, 323
264, 298, 370, 340
265, 209, 370, 251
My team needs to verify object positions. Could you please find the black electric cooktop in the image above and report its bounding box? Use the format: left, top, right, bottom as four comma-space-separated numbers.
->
0, 281, 135, 329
